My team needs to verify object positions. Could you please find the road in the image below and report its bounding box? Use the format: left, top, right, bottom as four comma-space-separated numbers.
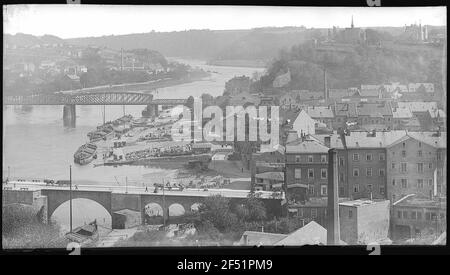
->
3, 180, 283, 200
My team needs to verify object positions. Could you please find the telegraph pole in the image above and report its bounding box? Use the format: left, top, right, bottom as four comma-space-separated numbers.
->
162, 178, 166, 227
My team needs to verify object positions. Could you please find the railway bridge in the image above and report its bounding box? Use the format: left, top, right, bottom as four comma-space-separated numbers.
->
2, 181, 284, 229
3, 92, 190, 124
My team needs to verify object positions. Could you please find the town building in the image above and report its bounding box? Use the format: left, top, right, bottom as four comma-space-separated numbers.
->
339, 199, 391, 245
305, 106, 334, 129
408, 83, 435, 93
292, 110, 316, 136
251, 145, 285, 191
386, 131, 447, 203
355, 101, 394, 130
392, 195, 446, 240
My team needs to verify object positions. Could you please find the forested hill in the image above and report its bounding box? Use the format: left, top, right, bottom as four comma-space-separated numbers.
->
255, 41, 446, 92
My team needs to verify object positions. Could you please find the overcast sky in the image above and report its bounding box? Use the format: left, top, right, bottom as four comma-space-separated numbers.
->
3, 5, 447, 39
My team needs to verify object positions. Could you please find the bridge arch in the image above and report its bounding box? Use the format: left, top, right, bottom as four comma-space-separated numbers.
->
51, 198, 112, 231
190, 202, 203, 212
168, 203, 185, 217
144, 203, 163, 217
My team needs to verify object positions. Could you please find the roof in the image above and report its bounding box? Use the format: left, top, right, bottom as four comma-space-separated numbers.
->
393, 107, 413, 118
328, 89, 353, 99
395, 196, 446, 209
343, 130, 407, 148
397, 102, 438, 113
339, 199, 389, 207
192, 143, 212, 149
429, 109, 446, 118
333, 103, 358, 117
65, 74, 80, 81
356, 102, 392, 117
274, 221, 326, 246
239, 231, 287, 246
255, 172, 284, 181
306, 106, 334, 118
286, 136, 330, 153
387, 131, 446, 149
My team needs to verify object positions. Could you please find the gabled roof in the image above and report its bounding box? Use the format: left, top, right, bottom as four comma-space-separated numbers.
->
274, 221, 326, 246
255, 172, 284, 181
306, 106, 334, 118
356, 102, 392, 117
239, 231, 287, 246
333, 102, 358, 117
393, 107, 413, 118
387, 131, 447, 149
286, 136, 330, 153
397, 102, 438, 113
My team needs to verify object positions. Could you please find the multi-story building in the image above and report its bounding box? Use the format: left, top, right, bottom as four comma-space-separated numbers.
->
356, 101, 394, 130
305, 106, 334, 129
386, 131, 447, 203
285, 134, 337, 203
251, 145, 285, 191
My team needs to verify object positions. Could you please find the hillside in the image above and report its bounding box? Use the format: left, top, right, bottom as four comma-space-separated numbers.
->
255, 40, 446, 92
4, 33, 66, 47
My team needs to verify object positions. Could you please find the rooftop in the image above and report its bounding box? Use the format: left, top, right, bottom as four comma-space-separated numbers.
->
339, 199, 389, 207
285, 136, 330, 153
306, 106, 334, 118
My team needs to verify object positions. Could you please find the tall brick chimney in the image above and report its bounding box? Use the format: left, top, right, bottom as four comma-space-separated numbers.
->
327, 148, 340, 245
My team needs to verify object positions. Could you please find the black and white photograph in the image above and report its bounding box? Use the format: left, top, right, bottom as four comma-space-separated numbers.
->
2, 3, 447, 254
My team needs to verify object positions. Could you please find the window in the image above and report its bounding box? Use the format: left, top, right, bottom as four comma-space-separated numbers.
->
321, 185, 327, 196
294, 169, 301, 179
366, 168, 372, 177
392, 163, 396, 169
392, 194, 396, 202
308, 155, 313, 163
417, 212, 422, 220
379, 153, 385, 161
417, 179, 424, 188
417, 163, 424, 173
353, 153, 359, 161
368, 184, 373, 191
339, 157, 344, 166
397, 211, 402, 219
403, 211, 408, 219
379, 169, 385, 176
411, 211, 417, 220
428, 179, 433, 186
402, 150, 406, 157
308, 169, 314, 179
418, 142, 422, 148
418, 150, 422, 157
366, 154, 373, 161
353, 168, 359, 177
321, 155, 327, 163
429, 163, 433, 169
295, 156, 301, 163
401, 163, 407, 173
349, 210, 353, 219
311, 208, 317, 218
437, 169, 442, 177
402, 142, 406, 148
321, 169, 327, 179
353, 184, 360, 193
309, 185, 315, 195
437, 151, 442, 161
380, 186, 385, 195
401, 179, 408, 188
392, 179, 396, 186
425, 212, 431, 221
339, 173, 344, 182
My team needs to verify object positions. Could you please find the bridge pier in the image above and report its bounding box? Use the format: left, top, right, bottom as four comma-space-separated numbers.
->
142, 105, 159, 118
63, 104, 76, 127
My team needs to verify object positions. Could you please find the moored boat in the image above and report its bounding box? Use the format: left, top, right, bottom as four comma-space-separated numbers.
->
74, 143, 97, 165
65, 220, 99, 245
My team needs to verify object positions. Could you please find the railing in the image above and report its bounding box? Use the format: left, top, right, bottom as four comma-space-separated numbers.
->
4, 92, 187, 106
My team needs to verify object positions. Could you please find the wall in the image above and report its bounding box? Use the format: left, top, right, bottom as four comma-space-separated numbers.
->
339, 205, 358, 244
356, 200, 390, 244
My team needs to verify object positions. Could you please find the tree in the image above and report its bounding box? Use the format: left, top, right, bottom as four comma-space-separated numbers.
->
198, 195, 238, 232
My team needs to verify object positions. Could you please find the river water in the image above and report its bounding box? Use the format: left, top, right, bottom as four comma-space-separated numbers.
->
3, 59, 264, 187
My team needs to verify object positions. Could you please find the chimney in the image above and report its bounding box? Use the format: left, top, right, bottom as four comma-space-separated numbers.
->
327, 148, 340, 245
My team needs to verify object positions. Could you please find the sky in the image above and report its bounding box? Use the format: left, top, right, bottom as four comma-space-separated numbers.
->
3, 5, 447, 39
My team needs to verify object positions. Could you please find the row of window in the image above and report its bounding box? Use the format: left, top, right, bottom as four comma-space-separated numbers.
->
350, 153, 385, 162
294, 155, 328, 163
308, 185, 328, 196
397, 211, 444, 221
352, 184, 385, 195
392, 178, 434, 189
352, 167, 385, 177
294, 168, 327, 179
391, 162, 443, 175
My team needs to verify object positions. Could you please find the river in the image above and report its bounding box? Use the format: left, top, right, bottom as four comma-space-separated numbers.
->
3, 59, 264, 187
